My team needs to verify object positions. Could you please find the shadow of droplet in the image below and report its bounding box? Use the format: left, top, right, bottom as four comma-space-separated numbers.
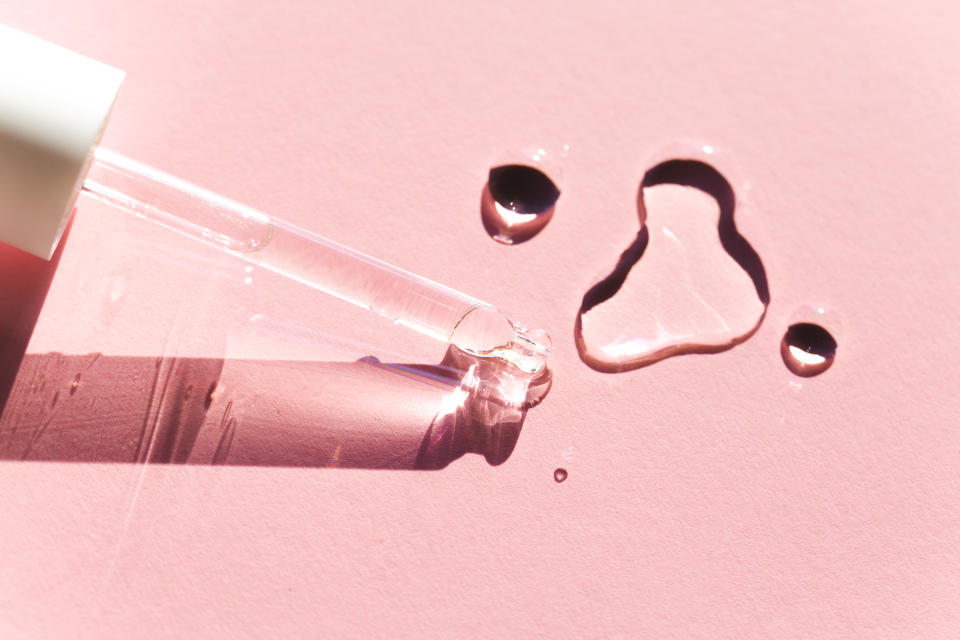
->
575, 159, 769, 372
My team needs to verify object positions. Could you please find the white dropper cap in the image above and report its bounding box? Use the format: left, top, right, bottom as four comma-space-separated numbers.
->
0, 23, 124, 259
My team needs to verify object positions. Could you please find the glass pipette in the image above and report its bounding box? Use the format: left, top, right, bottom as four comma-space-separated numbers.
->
80, 147, 551, 374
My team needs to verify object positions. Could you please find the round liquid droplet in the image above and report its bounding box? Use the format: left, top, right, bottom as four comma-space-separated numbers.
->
553, 468, 568, 483
482, 164, 560, 245
780, 323, 837, 377
70, 374, 81, 396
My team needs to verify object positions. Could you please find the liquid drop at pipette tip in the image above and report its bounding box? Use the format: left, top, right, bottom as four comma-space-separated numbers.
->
482, 164, 560, 245
554, 468, 568, 483
781, 322, 836, 377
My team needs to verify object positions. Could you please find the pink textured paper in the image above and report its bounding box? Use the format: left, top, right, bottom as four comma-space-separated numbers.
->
2, 1, 960, 637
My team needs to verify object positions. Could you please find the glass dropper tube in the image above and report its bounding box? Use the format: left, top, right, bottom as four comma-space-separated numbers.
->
80, 147, 550, 374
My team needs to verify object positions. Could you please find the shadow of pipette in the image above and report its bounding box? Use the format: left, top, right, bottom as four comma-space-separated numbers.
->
0, 348, 543, 469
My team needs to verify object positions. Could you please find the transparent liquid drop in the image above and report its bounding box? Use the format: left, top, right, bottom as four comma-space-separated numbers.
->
482, 164, 560, 245
781, 322, 837, 377
575, 157, 768, 372
554, 468, 568, 483
70, 374, 80, 395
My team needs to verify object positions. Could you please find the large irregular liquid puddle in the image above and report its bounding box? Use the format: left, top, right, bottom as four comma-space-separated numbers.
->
575, 159, 769, 372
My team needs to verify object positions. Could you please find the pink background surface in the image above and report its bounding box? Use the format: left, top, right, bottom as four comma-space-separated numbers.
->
2, 1, 960, 637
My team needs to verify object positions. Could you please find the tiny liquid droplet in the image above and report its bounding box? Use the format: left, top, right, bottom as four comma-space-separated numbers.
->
482, 164, 560, 245
780, 322, 837, 377
553, 468, 568, 483
70, 374, 81, 395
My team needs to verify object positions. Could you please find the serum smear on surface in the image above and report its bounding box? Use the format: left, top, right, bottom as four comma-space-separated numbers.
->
576, 156, 769, 372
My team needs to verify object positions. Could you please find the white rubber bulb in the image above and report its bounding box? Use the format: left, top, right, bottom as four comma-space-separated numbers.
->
0, 23, 124, 259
